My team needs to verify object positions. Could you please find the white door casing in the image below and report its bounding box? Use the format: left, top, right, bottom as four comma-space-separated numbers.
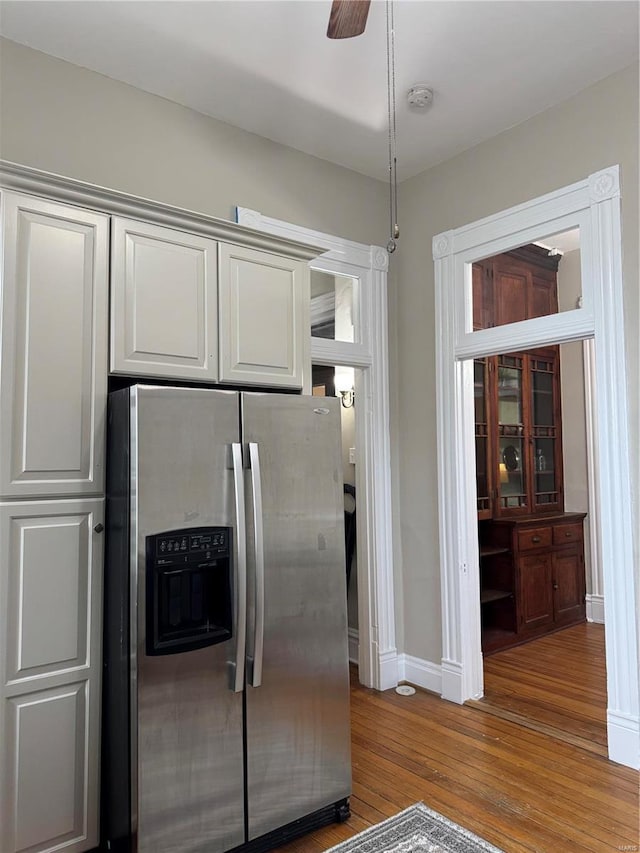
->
236, 207, 396, 691
433, 166, 639, 769
583, 339, 605, 623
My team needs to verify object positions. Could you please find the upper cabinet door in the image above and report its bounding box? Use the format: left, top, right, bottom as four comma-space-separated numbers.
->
218, 244, 308, 389
493, 257, 530, 327
471, 261, 494, 330
110, 217, 218, 381
0, 193, 108, 499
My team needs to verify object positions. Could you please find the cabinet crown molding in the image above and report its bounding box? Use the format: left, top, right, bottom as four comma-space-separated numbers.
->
0, 160, 325, 261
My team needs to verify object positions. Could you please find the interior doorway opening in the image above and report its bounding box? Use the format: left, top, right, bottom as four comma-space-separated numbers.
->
312, 363, 361, 672
237, 204, 396, 693
433, 167, 638, 767
470, 229, 608, 746
472, 232, 595, 650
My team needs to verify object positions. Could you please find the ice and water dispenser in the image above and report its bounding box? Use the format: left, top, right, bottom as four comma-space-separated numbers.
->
145, 526, 233, 656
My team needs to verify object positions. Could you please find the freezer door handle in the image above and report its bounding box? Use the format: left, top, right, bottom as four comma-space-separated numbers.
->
248, 442, 265, 688
230, 442, 247, 692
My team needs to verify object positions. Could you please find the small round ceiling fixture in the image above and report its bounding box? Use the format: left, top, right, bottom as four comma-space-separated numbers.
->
407, 85, 434, 109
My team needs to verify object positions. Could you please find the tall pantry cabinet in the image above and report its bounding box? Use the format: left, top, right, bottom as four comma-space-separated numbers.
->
0, 193, 108, 852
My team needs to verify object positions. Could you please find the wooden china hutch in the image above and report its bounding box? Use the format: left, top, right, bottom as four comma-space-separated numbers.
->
473, 244, 586, 654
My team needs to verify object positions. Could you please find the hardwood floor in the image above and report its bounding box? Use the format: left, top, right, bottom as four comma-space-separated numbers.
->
472, 623, 608, 758
278, 624, 639, 853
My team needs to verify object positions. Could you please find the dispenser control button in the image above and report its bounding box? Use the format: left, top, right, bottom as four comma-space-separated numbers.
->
190, 534, 214, 551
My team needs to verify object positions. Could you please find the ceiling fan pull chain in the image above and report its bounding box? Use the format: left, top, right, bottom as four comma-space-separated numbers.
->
386, 0, 399, 253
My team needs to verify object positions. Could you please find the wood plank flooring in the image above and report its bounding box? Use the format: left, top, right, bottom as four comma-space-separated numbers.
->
471, 623, 608, 758
277, 624, 638, 853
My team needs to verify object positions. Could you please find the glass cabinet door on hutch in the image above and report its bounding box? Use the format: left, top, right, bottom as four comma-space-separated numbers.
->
496, 354, 527, 515
474, 358, 491, 518
530, 349, 563, 512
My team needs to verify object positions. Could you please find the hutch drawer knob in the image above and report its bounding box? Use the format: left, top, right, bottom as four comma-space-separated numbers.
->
94, 523, 104, 534
553, 582, 559, 590
531, 535, 541, 543
565, 531, 572, 537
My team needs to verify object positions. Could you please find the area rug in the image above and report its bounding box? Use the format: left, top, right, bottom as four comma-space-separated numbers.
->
324, 803, 505, 853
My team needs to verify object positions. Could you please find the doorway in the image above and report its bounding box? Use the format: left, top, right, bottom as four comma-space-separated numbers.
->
433, 166, 638, 768
313, 364, 360, 668
236, 204, 398, 692
470, 229, 608, 745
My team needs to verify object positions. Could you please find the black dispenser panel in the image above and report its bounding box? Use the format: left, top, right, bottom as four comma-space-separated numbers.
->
146, 526, 232, 656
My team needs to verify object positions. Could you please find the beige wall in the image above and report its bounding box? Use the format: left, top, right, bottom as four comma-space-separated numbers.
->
0, 38, 387, 246
0, 36, 385, 645
557, 250, 592, 592
394, 63, 639, 662
1, 38, 636, 670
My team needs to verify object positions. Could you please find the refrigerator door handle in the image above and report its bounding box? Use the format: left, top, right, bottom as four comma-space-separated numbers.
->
230, 442, 247, 692
248, 442, 265, 688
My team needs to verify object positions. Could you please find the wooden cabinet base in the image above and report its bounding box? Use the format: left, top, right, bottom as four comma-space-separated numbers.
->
480, 512, 586, 655
483, 615, 586, 656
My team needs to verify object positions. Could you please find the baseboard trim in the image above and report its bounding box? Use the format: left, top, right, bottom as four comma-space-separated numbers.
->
607, 710, 640, 769
586, 594, 605, 624
440, 659, 464, 705
378, 648, 400, 691
348, 628, 359, 665
398, 654, 442, 695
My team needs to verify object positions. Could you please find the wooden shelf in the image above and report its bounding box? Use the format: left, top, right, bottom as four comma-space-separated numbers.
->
481, 588, 513, 604
479, 545, 509, 557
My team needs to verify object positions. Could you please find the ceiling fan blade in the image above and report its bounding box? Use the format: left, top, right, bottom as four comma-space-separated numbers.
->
327, 0, 371, 39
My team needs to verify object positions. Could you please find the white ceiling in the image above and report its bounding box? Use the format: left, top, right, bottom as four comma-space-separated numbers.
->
0, 1, 637, 182
536, 228, 581, 254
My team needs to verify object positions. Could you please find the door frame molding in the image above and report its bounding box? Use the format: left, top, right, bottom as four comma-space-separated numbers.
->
432, 165, 639, 768
237, 207, 397, 691
583, 339, 604, 624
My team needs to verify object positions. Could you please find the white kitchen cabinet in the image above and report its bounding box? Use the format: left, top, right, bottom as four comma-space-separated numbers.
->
110, 216, 219, 381
0, 192, 108, 499
110, 219, 310, 390
0, 498, 104, 853
218, 243, 308, 388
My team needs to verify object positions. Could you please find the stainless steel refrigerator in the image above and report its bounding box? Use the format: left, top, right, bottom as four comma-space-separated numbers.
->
102, 385, 351, 853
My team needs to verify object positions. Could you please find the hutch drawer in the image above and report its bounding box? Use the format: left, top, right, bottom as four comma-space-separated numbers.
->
553, 522, 583, 545
518, 526, 552, 551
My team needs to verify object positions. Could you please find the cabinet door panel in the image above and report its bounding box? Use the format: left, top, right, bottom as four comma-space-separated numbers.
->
494, 260, 529, 327
4, 511, 91, 682
519, 554, 553, 630
0, 193, 108, 498
110, 217, 218, 381
219, 244, 307, 388
472, 262, 494, 330
553, 548, 585, 625
5, 682, 87, 852
530, 271, 558, 318
0, 499, 103, 853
